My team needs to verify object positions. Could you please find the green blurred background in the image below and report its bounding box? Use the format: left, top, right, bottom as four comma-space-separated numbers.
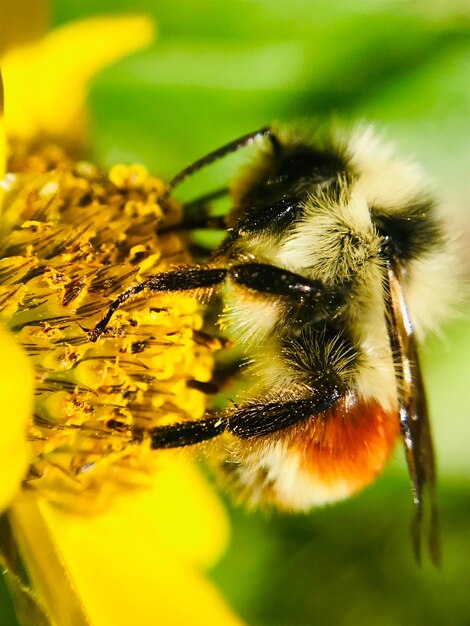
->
1, 1, 469, 624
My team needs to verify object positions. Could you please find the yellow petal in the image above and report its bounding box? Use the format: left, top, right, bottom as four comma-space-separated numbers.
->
136, 455, 231, 570
0, 0, 49, 57
0, 327, 34, 512
0, 69, 5, 180
11, 476, 244, 626
1, 15, 155, 145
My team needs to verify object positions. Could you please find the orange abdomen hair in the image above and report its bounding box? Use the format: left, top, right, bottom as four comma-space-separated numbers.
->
226, 396, 402, 510
288, 397, 401, 502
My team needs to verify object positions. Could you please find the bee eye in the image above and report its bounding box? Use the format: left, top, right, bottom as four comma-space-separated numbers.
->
378, 233, 396, 260
373, 204, 441, 261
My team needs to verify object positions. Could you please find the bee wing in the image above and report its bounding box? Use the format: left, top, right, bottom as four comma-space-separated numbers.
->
386, 263, 441, 566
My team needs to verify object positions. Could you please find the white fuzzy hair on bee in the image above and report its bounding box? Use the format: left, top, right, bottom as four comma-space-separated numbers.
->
88, 121, 459, 564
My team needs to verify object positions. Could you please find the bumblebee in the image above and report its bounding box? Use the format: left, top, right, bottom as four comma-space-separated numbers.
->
89, 123, 458, 563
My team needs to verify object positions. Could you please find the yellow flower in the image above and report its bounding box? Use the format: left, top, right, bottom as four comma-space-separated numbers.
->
0, 13, 244, 626
0, 326, 34, 512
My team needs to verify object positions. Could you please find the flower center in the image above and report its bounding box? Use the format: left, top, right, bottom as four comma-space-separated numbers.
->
0, 145, 217, 510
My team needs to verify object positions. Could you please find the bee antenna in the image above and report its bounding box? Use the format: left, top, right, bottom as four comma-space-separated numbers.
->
166, 126, 275, 194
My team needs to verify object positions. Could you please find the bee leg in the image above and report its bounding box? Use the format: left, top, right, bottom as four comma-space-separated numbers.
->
227, 392, 343, 438
148, 386, 343, 449
149, 416, 227, 449
229, 262, 347, 321
87, 267, 228, 342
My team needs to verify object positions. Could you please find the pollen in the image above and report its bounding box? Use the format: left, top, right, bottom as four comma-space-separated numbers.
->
0, 145, 218, 511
